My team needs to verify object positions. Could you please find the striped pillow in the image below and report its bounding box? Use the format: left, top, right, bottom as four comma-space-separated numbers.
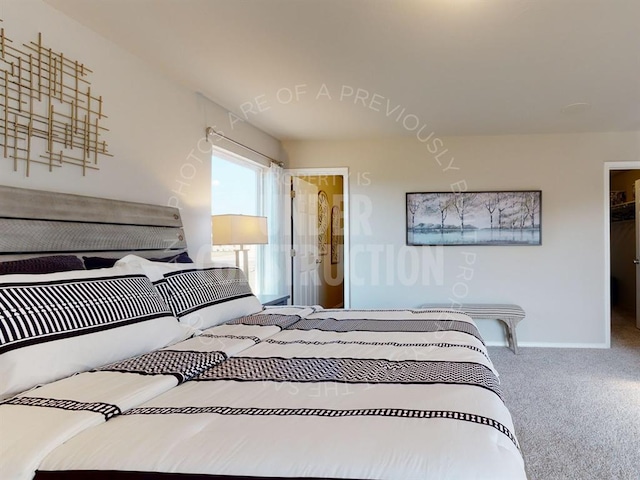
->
162, 266, 262, 330
115, 255, 262, 330
0, 266, 190, 400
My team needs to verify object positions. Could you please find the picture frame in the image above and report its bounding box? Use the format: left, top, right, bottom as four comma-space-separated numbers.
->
610, 190, 626, 206
406, 190, 542, 246
331, 205, 340, 264
318, 191, 329, 255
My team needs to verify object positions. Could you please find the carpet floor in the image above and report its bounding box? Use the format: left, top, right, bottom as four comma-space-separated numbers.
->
488, 310, 640, 480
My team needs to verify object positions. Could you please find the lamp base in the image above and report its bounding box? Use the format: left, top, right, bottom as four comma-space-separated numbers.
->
235, 246, 250, 272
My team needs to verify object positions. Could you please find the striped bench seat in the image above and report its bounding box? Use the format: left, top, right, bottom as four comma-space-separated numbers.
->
419, 303, 525, 354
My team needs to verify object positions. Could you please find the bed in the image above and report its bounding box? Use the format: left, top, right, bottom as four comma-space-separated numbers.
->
0, 186, 527, 480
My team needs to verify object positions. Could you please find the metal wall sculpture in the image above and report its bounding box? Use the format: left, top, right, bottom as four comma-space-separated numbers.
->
0, 21, 110, 177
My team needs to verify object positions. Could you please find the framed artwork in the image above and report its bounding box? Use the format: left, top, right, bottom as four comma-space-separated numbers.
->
331, 205, 340, 264
318, 191, 329, 255
406, 191, 541, 246
610, 190, 626, 206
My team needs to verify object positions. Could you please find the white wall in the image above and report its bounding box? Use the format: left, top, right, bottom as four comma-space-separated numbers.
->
0, 0, 281, 259
284, 132, 640, 347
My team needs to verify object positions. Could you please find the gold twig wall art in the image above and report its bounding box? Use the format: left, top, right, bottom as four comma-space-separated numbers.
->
0, 20, 111, 177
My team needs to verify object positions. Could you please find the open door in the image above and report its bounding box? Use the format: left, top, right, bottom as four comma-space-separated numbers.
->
286, 167, 351, 309
633, 180, 640, 328
291, 177, 320, 305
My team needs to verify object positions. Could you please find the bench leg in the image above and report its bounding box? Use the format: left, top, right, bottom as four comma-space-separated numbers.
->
502, 318, 519, 354
496, 318, 518, 354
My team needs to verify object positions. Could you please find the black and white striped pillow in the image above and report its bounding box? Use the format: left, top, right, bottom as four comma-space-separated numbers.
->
162, 267, 262, 330
0, 266, 190, 400
115, 256, 262, 331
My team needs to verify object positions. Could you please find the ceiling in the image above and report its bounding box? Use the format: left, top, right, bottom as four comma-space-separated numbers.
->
45, 0, 640, 140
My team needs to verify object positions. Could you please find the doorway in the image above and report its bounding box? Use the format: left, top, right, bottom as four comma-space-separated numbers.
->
285, 168, 350, 308
605, 162, 640, 344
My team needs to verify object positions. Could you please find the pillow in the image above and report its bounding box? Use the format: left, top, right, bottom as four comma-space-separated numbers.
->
150, 252, 193, 264
83, 252, 193, 270
0, 265, 191, 400
114, 254, 190, 284
163, 267, 262, 330
82, 256, 118, 270
115, 255, 262, 330
0, 255, 85, 275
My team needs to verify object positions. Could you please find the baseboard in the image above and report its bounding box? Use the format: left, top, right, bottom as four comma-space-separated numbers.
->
484, 340, 509, 347
486, 340, 610, 349
520, 341, 609, 349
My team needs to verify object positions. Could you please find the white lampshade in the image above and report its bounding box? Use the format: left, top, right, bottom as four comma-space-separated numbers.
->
211, 214, 268, 246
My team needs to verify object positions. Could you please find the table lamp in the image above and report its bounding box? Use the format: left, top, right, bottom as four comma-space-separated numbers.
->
211, 214, 268, 271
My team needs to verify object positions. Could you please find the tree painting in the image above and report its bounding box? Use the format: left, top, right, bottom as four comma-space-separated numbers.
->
452, 193, 478, 231
406, 191, 541, 245
484, 193, 499, 229
407, 195, 422, 230
436, 193, 453, 230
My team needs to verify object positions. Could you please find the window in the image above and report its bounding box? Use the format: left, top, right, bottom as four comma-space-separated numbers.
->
211, 150, 265, 292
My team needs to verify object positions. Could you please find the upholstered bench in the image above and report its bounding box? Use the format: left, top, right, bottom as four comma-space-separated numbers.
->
419, 303, 525, 354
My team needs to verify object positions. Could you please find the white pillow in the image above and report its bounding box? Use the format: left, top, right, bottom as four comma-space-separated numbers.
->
0, 265, 190, 400
114, 254, 189, 281
115, 255, 262, 330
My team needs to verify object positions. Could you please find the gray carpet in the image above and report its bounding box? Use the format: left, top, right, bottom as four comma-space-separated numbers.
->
488, 310, 640, 480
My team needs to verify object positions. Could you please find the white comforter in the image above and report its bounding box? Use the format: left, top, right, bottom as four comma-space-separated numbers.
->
2, 308, 527, 480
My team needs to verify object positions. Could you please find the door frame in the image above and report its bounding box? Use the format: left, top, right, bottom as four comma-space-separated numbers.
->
285, 167, 351, 308
604, 161, 640, 346
636, 180, 640, 329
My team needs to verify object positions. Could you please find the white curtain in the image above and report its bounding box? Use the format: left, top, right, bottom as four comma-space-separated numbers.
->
259, 162, 287, 295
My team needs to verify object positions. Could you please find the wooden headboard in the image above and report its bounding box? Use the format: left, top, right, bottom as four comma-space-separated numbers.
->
0, 186, 187, 259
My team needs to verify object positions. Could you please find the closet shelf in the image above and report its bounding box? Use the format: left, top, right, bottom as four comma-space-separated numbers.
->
611, 201, 635, 222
